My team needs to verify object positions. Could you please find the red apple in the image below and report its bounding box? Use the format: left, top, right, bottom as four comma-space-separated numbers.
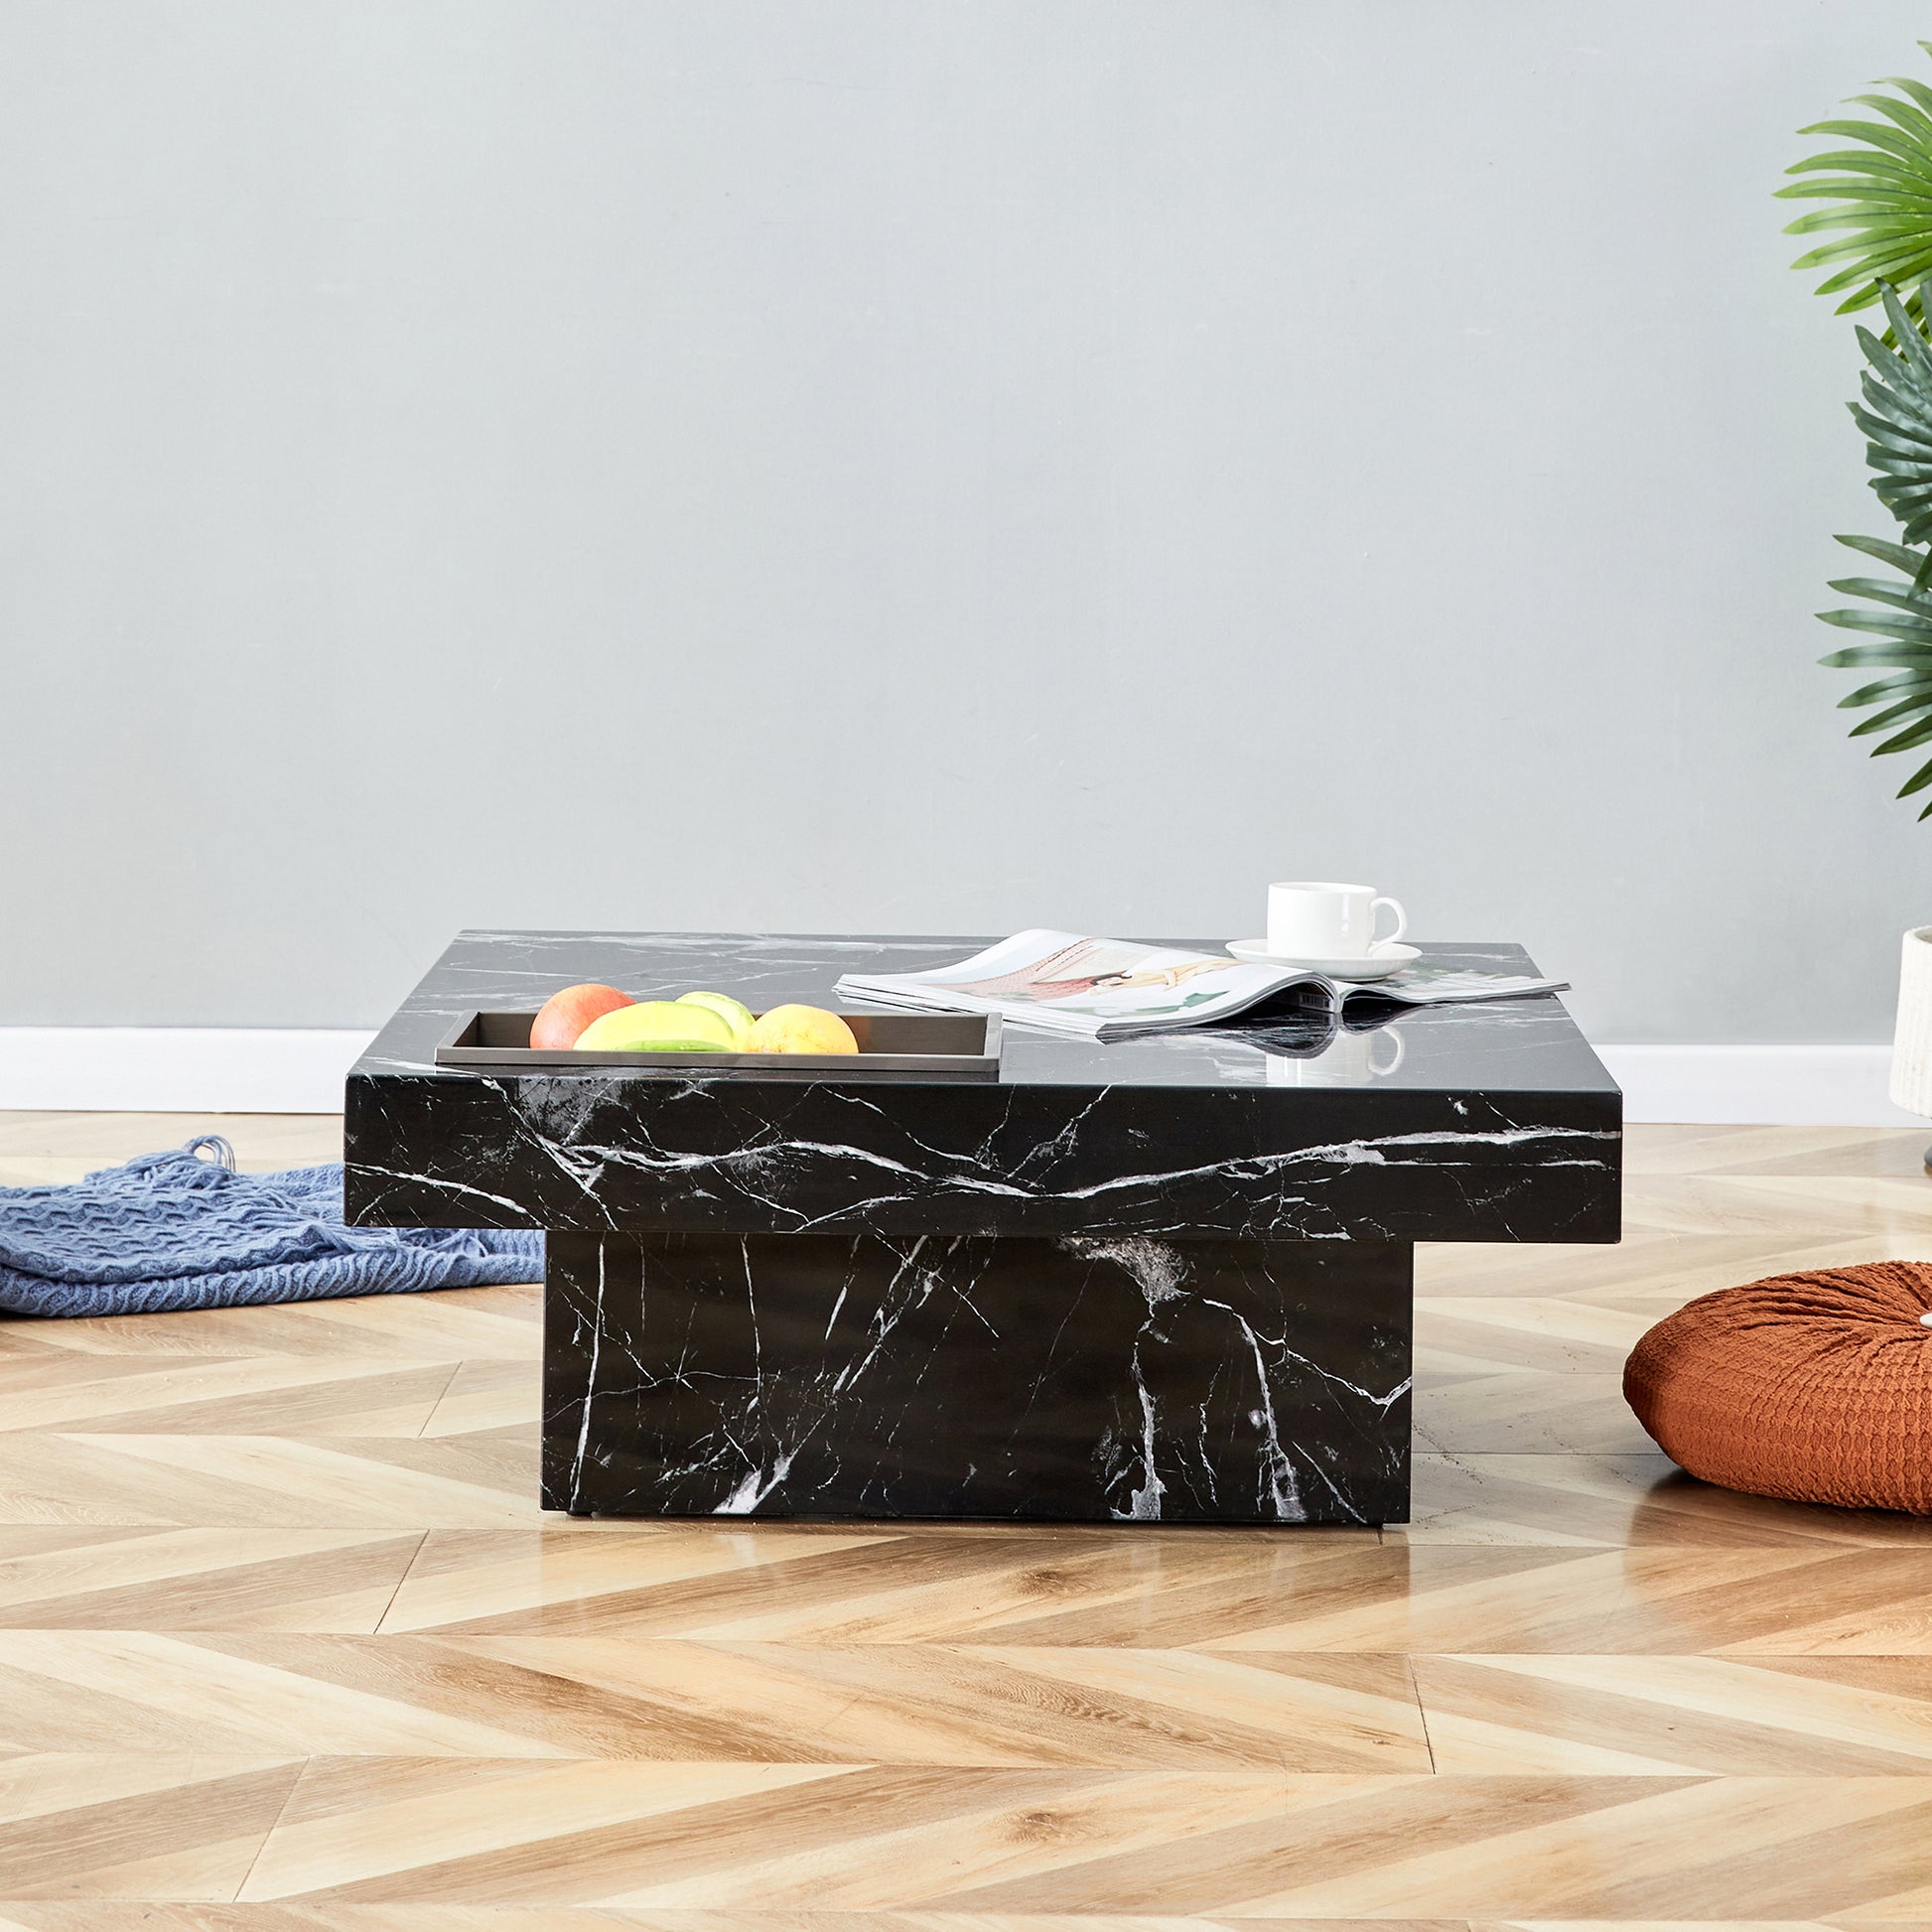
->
530, 983, 633, 1049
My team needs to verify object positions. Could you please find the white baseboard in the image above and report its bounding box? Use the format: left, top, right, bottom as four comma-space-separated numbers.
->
0, 1030, 1921, 1128
0, 1030, 377, 1114
1598, 1043, 1921, 1128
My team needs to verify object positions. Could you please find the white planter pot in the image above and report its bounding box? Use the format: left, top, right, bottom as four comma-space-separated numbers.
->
1889, 926, 1932, 1116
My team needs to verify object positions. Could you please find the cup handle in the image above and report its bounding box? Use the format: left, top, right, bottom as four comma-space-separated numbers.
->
1370, 896, 1407, 950
1370, 1029, 1406, 1077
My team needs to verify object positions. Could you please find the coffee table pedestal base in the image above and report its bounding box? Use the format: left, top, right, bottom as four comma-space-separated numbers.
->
542, 1230, 1412, 1526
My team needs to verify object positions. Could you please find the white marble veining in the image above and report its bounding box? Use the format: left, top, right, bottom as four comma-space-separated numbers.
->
544, 1228, 1414, 1526
349, 931, 1616, 1527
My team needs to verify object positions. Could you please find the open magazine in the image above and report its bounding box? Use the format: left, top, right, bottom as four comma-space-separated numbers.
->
834, 929, 1567, 1041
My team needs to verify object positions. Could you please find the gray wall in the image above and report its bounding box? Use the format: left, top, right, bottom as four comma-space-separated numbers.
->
2, 0, 1925, 1041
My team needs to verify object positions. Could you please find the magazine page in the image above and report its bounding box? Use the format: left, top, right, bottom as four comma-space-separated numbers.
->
1342, 963, 1567, 1006
835, 929, 1313, 1037
836, 932, 1571, 1040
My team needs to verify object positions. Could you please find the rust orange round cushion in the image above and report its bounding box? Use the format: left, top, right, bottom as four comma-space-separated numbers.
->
1623, 1260, 1932, 1514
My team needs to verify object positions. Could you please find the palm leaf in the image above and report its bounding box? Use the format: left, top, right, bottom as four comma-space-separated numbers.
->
1818, 534, 1932, 813
1838, 671, 1932, 707
1834, 531, 1927, 572
1782, 50, 1932, 324
1847, 688, 1932, 734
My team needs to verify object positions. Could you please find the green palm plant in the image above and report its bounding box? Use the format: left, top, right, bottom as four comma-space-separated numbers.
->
1780, 48, 1932, 327
1820, 533, 1932, 816
1819, 284, 1932, 814
1851, 285, 1932, 560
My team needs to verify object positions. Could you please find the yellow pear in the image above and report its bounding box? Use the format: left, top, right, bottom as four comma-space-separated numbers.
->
746, 1004, 859, 1055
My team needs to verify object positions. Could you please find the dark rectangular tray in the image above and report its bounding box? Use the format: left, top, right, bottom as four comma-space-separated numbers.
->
434, 1009, 1002, 1080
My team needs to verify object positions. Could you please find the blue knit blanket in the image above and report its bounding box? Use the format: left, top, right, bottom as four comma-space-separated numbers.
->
0, 1137, 543, 1317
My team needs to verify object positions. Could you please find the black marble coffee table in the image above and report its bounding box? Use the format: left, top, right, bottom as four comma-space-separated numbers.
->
345, 931, 1620, 1526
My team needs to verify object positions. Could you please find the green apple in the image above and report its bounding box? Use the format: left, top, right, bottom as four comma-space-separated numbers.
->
574, 1000, 735, 1052
676, 990, 757, 1047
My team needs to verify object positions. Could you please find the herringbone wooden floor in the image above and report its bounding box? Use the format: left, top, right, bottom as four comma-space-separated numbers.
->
0, 1113, 1930, 1926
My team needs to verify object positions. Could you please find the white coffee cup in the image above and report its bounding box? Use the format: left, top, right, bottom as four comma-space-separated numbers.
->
1266, 881, 1406, 959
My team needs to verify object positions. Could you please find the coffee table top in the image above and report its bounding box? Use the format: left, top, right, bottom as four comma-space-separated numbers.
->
351, 929, 1616, 1097
345, 932, 1620, 1245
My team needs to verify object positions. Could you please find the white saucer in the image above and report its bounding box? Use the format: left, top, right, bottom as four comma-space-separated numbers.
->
1224, 940, 1420, 983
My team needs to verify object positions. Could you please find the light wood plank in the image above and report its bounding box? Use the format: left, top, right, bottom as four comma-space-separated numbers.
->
0, 1112, 1924, 1923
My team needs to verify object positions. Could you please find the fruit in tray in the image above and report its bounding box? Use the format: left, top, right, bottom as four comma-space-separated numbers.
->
528, 983, 857, 1055
747, 1004, 859, 1055
676, 990, 757, 1047
529, 983, 634, 1050
575, 1000, 738, 1052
